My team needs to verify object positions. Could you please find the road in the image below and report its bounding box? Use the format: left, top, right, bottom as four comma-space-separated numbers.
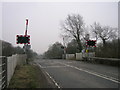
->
35, 59, 119, 88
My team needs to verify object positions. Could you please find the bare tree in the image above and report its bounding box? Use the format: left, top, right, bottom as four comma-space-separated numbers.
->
91, 22, 117, 47
60, 14, 84, 52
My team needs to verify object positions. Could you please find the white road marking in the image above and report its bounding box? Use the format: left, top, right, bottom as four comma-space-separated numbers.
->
36, 61, 119, 86
41, 66, 67, 68
66, 62, 73, 63
37, 63, 44, 68
45, 71, 61, 88
37, 63, 61, 88
59, 62, 120, 84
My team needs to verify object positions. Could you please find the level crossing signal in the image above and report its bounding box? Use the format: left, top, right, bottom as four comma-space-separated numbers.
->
86, 40, 96, 47
16, 35, 30, 44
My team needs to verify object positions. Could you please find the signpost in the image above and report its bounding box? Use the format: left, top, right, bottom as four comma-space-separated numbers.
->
85, 40, 96, 58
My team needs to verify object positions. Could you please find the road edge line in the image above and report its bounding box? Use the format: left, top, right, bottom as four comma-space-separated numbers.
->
37, 63, 61, 89
45, 71, 61, 89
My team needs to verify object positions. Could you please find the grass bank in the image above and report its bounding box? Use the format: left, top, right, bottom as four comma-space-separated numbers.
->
8, 63, 54, 88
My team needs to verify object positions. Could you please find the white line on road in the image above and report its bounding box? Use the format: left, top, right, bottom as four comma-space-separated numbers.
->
37, 63, 61, 89
45, 71, 61, 88
41, 66, 67, 68
38, 63, 44, 68
60, 62, 120, 84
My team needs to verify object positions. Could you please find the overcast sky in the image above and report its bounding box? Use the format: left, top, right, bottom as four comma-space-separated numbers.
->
1, 1, 118, 54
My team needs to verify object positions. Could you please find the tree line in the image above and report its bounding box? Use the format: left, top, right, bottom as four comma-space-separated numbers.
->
0, 40, 37, 58
43, 14, 119, 59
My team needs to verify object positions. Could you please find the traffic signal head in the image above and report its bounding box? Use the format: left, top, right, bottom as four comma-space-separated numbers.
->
16, 35, 30, 44
86, 40, 96, 47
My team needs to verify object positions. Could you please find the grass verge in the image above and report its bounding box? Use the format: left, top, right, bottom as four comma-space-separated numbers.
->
8, 64, 43, 88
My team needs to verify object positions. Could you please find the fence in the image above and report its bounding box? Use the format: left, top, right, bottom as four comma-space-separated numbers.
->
88, 57, 120, 65
65, 52, 95, 60
0, 54, 27, 90
65, 53, 119, 66
66, 54, 75, 60
0, 56, 7, 89
76, 53, 82, 60
82, 52, 95, 58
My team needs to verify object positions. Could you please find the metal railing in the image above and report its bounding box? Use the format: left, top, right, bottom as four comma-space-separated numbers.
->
89, 57, 120, 61
84, 56, 120, 66
0, 54, 27, 90
0, 56, 7, 90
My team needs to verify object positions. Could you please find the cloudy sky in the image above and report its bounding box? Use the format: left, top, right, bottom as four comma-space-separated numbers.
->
1, 1, 118, 54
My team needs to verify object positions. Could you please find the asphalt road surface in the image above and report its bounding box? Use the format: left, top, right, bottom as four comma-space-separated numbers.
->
35, 59, 119, 88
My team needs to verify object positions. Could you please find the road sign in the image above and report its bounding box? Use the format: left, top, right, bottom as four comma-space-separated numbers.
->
16, 35, 30, 44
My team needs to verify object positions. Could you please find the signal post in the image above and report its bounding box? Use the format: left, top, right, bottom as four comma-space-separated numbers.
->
16, 19, 31, 64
